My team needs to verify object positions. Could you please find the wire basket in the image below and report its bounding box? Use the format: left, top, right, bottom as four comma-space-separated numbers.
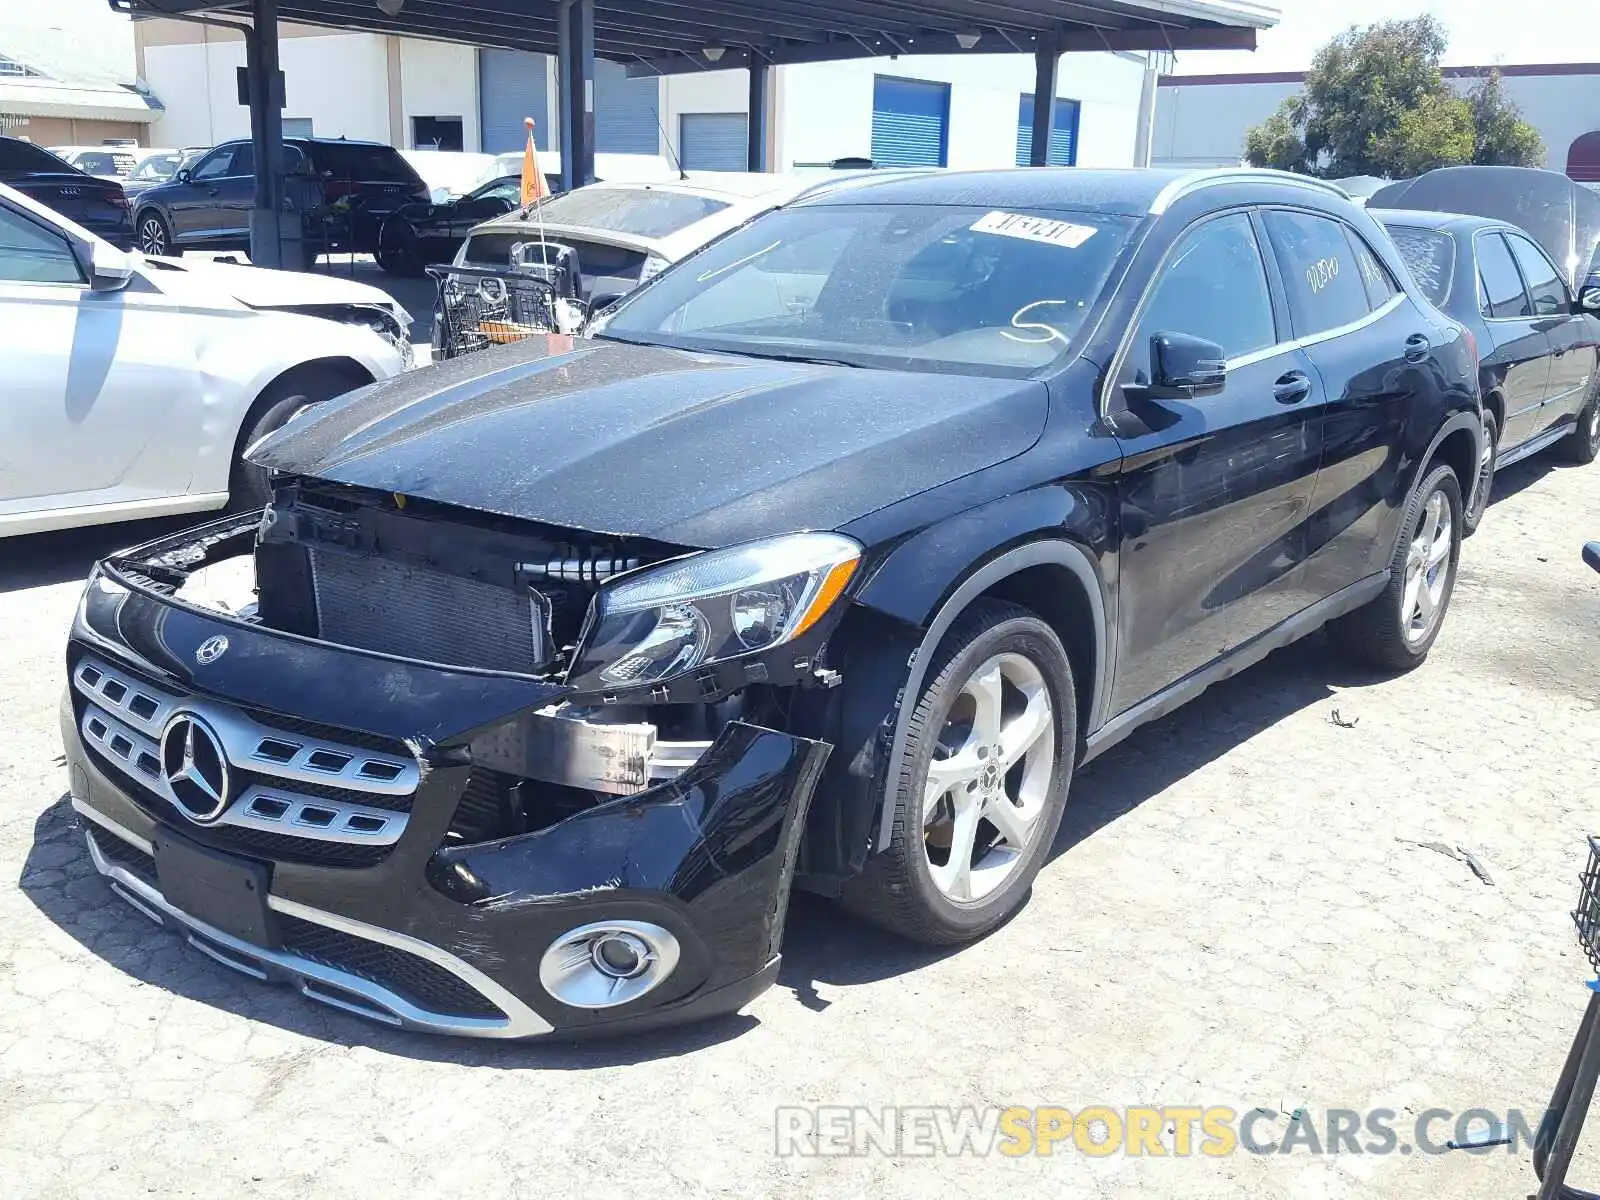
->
1574, 836, 1600, 974
427, 264, 560, 360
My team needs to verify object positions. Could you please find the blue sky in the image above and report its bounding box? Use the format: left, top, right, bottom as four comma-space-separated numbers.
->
1173, 1, 1594, 74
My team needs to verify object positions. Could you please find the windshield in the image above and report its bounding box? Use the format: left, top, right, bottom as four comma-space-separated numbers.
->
130, 153, 183, 181
0, 140, 73, 174
599, 204, 1133, 377
1382, 224, 1455, 306
532, 186, 731, 238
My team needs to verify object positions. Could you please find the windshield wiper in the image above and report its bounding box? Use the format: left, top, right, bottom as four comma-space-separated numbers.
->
733, 349, 864, 369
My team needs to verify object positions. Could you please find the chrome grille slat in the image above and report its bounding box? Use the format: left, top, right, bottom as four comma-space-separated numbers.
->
73, 656, 418, 796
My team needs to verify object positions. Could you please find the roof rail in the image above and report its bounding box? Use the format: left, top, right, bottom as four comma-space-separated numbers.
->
1149, 169, 1352, 215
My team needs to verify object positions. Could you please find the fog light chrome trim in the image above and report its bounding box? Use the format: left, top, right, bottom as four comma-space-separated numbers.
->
538, 920, 681, 1009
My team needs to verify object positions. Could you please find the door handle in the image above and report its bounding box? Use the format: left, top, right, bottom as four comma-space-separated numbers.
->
1404, 333, 1431, 363
1273, 371, 1313, 404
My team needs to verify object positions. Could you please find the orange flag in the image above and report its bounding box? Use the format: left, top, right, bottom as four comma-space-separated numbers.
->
521, 117, 546, 205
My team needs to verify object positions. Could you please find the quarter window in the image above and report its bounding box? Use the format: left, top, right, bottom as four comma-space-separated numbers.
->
1477, 233, 1531, 319
1262, 210, 1372, 335
1504, 232, 1570, 317
0, 205, 83, 284
1346, 229, 1398, 307
1128, 212, 1276, 381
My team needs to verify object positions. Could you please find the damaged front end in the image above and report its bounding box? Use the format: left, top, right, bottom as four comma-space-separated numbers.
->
63, 486, 842, 1038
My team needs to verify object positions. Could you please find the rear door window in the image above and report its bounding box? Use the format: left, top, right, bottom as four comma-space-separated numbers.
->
1345, 229, 1398, 307
1504, 231, 1570, 317
1477, 233, 1532, 319
1262, 209, 1373, 335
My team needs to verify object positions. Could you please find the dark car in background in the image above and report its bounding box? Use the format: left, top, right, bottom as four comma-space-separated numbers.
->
132, 137, 429, 264
0, 136, 132, 249
121, 149, 201, 200
64, 168, 1481, 1041
1376, 210, 1600, 530
375, 173, 520, 274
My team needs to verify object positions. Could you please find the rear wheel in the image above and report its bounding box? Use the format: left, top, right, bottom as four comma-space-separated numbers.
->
1327, 463, 1462, 672
1558, 396, 1600, 465
1463, 410, 1497, 536
840, 600, 1075, 946
375, 219, 422, 276
136, 211, 175, 257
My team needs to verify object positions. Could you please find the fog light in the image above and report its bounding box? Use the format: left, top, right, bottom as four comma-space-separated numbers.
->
539, 920, 680, 1009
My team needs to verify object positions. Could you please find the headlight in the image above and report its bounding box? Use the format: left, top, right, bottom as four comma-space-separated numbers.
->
569, 533, 861, 692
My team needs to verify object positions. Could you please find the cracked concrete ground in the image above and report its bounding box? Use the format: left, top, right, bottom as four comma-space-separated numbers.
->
2, 451, 1598, 1199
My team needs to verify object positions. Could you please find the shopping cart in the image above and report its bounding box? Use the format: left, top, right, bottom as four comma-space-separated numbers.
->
426, 241, 584, 361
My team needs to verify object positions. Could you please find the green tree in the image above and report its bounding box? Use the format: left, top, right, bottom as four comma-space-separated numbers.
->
1467, 70, 1546, 167
1243, 16, 1542, 178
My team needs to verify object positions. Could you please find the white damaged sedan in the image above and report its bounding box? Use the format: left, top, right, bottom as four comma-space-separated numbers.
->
0, 181, 412, 538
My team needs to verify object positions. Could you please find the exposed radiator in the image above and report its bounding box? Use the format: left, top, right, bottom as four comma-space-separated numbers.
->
308, 548, 547, 674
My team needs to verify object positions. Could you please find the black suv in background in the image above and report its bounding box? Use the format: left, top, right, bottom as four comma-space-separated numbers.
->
132, 137, 428, 264
65, 168, 1481, 1042
0, 136, 132, 248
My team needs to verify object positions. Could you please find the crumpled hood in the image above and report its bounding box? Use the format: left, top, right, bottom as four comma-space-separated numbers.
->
139, 254, 402, 313
249, 337, 1048, 547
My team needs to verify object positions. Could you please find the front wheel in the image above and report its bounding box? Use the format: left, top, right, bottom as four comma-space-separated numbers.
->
1327, 463, 1462, 672
1463, 410, 1497, 536
136, 211, 176, 257
840, 600, 1075, 946
228, 370, 364, 510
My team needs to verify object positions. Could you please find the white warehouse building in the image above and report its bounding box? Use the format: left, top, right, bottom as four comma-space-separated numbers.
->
134, 18, 1170, 171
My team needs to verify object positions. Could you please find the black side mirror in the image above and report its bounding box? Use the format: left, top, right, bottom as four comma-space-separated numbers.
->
1584, 541, 1600, 573
174, 168, 191, 184
1147, 331, 1227, 398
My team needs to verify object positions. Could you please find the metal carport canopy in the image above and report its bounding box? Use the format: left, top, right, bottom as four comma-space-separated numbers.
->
115, 0, 1277, 263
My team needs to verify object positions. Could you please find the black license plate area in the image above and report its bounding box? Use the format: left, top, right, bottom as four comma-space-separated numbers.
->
153, 831, 278, 948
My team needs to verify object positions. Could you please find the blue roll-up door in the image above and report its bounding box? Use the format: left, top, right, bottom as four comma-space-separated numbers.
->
1015, 94, 1082, 166
680, 113, 748, 171
871, 76, 950, 168
479, 49, 549, 154
595, 60, 660, 154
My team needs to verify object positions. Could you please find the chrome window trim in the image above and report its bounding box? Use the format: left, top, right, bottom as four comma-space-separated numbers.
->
74, 800, 554, 1039
1101, 205, 1410, 418
1148, 169, 1350, 217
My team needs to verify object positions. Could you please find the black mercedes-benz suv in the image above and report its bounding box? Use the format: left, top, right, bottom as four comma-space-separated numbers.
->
63, 168, 1482, 1040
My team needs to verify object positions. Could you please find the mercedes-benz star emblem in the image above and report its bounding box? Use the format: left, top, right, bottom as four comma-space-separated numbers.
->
159, 713, 232, 823
195, 635, 229, 665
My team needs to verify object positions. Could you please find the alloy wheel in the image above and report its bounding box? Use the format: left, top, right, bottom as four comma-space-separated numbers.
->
1588, 404, 1600, 453
1401, 488, 1452, 645
922, 652, 1055, 903
139, 217, 166, 255
1472, 426, 1495, 520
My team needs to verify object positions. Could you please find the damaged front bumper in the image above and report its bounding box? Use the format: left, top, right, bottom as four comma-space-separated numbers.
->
63, 517, 829, 1039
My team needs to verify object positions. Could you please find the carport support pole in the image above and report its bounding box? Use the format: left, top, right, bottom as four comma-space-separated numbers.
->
747, 61, 770, 172
1030, 32, 1059, 168
557, 0, 596, 192
246, 0, 295, 268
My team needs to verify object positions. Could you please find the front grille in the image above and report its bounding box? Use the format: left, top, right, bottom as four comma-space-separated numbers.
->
277, 914, 504, 1018
88, 825, 156, 885
244, 709, 411, 758
308, 548, 547, 674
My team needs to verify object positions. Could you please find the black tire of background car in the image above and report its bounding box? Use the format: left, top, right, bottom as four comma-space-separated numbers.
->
137, 211, 176, 257
1326, 463, 1463, 672
839, 600, 1075, 946
1464, 410, 1498, 537
1557, 395, 1600, 465
375, 219, 424, 277
227, 367, 369, 511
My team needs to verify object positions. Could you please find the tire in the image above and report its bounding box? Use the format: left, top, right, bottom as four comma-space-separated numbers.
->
227, 370, 364, 511
1327, 463, 1462, 672
839, 599, 1076, 946
136, 211, 176, 257
1558, 394, 1600, 465
1463, 410, 1497, 537
375, 219, 422, 276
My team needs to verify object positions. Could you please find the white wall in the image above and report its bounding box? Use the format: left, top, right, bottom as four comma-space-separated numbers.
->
143, 33, 390, 148
1152, 78, 1297, 168
656, 52, 1147, 171
1474, 73, 1600, 173
399, 39, 479, 150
